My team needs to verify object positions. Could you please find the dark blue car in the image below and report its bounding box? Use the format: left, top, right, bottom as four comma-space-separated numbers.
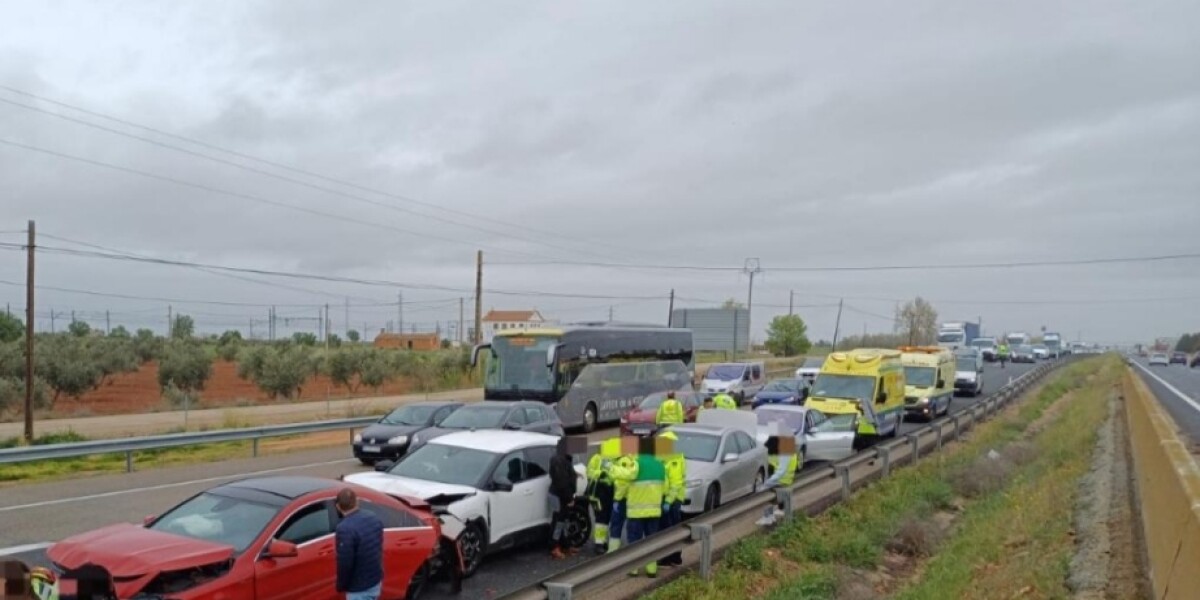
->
751, 378, 809, 408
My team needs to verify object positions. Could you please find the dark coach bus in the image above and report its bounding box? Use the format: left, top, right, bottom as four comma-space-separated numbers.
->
472, 324, 694, 432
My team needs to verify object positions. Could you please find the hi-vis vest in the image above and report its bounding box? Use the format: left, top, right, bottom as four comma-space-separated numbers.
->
626, 454, 666, 519
662, 453, 686, 503
713, 394, 738, 410
768, 453, 797, 487
656, 399, 685, 425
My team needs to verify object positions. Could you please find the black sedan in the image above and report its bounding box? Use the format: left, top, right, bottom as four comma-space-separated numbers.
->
403, 401, 564, 455
1170, 352, 1188, 365
353, 401, 464, 465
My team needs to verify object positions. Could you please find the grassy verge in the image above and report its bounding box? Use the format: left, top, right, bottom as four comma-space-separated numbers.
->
893, 358, 1118, 599
645, 356, 1113, 600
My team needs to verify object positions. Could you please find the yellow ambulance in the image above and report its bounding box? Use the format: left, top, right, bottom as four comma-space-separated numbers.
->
805, 348, 905, 445
898, 346, 956, 421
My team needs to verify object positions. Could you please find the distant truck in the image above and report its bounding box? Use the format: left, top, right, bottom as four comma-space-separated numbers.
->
937, 321, 981, 351
1043, 332, 1063, 358
1006, 332, 1030, 348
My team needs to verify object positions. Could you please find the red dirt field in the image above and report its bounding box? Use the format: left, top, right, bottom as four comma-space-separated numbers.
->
48, 360, 428, 418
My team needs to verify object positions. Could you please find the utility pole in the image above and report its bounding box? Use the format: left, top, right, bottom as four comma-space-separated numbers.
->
789, 289, 794, 316
105, 310, 110, 334
344, 297, 350, 338
24, 220, 35, 443
609, 306, 614, 323
473, 251, 483, 345
397, 291, 403, 334
667, 289, 675, 327
743, 258, 762, 354
249, 318, 255, 340
70, 310, 75, 325
269, 306, 276, 341
831, 298, 844, 351
49, 309, 55, 333
167, 305, 173, 338
324, 304, 331, 348
459, 297, 465, 344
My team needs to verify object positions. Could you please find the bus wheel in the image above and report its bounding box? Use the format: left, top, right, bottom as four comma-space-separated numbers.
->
582, 403, 598, 433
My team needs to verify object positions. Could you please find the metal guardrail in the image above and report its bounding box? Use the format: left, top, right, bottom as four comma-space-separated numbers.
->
0, 416, 378, 471
502, 358, 1073, 600
0, 367, 802, 472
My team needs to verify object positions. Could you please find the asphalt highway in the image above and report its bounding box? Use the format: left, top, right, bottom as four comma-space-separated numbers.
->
1129, 357, 1200, 447
0, 361, 1035, 599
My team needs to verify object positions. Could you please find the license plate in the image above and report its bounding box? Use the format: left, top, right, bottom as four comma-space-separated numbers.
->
632, 428, 651, 435
362, 445, 380, 453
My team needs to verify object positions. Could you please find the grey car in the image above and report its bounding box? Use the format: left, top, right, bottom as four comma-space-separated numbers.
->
404, 401, 564, 455
352, 401, 464, 465
664, 421, 769, 515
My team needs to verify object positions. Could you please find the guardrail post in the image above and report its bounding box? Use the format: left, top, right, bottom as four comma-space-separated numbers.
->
689, 522, 714, 580
934, 423, 943, 451
875, 446, 891, 478
125, 451, 133, 473
908, 433, 920, 462
951, 414, 960, 440
253, 438, 260, 458
546, 582, 574, 600
836, 466, 851, 500
775, 487, 794, 521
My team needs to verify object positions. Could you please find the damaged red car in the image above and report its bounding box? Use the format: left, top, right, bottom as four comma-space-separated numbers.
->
47, 476, 442, 600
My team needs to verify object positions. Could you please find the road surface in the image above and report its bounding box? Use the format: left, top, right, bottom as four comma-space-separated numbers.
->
0, 361, 1035, 599
1128, 357, 1200, 448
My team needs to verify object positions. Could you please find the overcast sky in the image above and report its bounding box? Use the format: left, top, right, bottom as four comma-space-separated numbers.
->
0, 1, 1197, 345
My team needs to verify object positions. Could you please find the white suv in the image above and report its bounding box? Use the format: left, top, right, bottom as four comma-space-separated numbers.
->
344, 430, 586, 576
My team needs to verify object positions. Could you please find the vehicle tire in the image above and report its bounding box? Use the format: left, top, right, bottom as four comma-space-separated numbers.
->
458, 522, 486, 578
703, 484, 721, 512
359, 458, 375, 467
405, 560, 431, 600
581, 403, 598, 434
797, 447, 806, 472
735, 391, 745, 405
562, 501, 592, 549
752, 468, 765, 493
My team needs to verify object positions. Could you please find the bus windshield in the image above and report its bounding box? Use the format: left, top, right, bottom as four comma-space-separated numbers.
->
485, 335, 559, 394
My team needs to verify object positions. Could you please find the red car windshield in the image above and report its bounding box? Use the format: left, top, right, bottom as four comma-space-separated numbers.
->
150, 492, 280, 553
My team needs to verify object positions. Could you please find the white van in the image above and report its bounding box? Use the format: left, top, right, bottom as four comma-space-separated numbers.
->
700, 362, 766, 404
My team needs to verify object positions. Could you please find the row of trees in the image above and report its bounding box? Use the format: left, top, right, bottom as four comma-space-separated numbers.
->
1175, 333, 1200, 354
761, 297, 938, 357
0, 312, 473, 416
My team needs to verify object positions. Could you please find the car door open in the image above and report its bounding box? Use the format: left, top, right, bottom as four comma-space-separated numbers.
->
805, 411, 856, 462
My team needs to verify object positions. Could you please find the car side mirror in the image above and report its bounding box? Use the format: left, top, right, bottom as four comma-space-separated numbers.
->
937, 379, 946, 388
143, 515, 156, 527
263, 539, 299, 559
722, 452, 739, 463
375, 460, 395, 472
876, 392, 887, 404
492, 480, 514, 492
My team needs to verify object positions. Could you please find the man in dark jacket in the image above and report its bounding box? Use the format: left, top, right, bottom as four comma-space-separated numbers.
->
549, 436, 578, 559
335, 488, 384, 600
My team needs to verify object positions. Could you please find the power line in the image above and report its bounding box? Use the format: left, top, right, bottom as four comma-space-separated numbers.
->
0, 243, 668, 300
0, 137, 547, 260
39, 232, 389, 305
0, 85, 631, 260
487, 251, 1200, 273
843, 304, 896, 322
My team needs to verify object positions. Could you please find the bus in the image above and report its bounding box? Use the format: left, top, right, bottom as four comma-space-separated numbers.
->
473, 324, 694, 432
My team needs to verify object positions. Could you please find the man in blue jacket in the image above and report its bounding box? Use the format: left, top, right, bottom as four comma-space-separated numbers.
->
335, 488, 384, 600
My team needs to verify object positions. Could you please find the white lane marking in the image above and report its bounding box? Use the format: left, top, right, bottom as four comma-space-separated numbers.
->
0, 458, 356, 513
0, 542, 52, 555
1131, 361, 1200, 414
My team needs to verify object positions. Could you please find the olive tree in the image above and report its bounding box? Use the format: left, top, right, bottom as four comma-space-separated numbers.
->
157, 342, 213, 407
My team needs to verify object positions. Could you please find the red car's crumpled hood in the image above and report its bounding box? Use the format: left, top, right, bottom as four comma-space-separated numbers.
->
48, 523, 235, 578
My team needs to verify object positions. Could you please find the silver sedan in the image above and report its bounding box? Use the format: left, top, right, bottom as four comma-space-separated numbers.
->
664, 422, 769, 515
